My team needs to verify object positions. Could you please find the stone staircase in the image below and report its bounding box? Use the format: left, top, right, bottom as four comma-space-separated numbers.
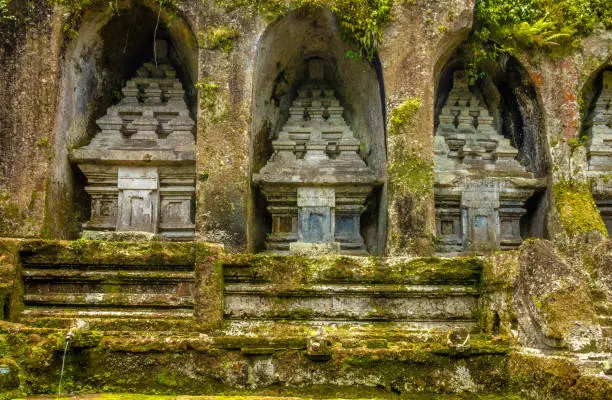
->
222, 255, 483, 332
597, 309, 612, 352
20, 253, 197, 331
18, 241, 484, 336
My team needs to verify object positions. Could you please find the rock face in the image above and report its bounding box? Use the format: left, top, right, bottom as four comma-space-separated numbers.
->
252, 59, 382, 255
514, 240, 602, 351
434, 71, 545, 253
587, 70, 612, 233
70, 40, 196, 241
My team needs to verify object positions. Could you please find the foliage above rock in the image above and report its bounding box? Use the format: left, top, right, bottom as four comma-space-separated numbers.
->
467, 0, 611, 83
217, 0, 393, 60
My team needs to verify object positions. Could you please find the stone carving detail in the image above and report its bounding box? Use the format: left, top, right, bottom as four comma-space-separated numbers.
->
434, 71, 545, 252
252, 59, 382, 254
587, 71, 612, 233
71, 40, 196, 240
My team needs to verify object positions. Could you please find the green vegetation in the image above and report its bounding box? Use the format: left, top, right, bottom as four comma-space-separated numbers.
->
553, 179, 608, 238
388, 154, 433, 197
216, 0, 394, 60
196, 78, 220, 113
0, 0, 14, 23
389, 97, 422, 136
467, 0, 612, 83
48, 0, 177, 39
202, 25, 240, 52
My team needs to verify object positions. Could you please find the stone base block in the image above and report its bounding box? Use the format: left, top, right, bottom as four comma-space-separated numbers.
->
289, 242, 341, 256
82, 230, 163, 241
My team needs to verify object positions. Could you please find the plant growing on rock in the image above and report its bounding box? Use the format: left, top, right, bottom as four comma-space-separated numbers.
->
467, 0, 611, 83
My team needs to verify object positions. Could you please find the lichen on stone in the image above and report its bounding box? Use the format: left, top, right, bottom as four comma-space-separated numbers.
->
389, 97, 422, 136
553, 179, 608, 238
201, 25, 240, 52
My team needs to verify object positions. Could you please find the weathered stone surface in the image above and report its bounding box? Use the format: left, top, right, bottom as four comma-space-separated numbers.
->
381, 0, 475, 256
194, 243, 224, 330
0, 3, 63, 238
586, 70, 612, 234
0, 357, 19, 391
514, 239, 601, 351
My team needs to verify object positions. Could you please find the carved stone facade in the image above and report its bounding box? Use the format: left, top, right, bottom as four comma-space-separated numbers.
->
434, 71, 545, 253
71, 40, 196, 240
252, 59, 382, 254
587, 71, 612, 233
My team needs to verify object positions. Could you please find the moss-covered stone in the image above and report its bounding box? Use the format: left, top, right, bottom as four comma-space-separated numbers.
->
0, 239, 22, 322
195, 244, 225, 331
514, 239, 601, 351
201, 25, 240, 52
553, 180, 608, 238
223, 253, 483, 287
18, 239, 205, 266
568, 374, 612, 400
389, 97, 422, 136
508, 352, 580, 399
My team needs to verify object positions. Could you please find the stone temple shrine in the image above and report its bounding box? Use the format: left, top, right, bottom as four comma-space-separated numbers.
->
253, 59, 382, 255
0, 1, 611, 399
434, 71, 545, 253
70, 40, 196, 241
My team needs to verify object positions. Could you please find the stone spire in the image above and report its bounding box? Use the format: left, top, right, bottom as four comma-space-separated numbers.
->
434, 70, 522, 172
433, 70, 545, 254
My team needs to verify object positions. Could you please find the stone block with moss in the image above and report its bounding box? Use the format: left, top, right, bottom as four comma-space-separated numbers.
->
513, 239, 601, 351
554, 180, 608, 239
195, 243, 225, 330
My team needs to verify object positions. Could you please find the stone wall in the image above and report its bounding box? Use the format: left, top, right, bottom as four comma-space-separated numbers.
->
0, 0, 609, 254
0, 1, 63, 237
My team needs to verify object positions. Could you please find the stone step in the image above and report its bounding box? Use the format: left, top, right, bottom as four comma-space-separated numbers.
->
595, 302, 611, 315
23, 292, 193, 308
23, 267, 194, 281
223, 255, 483, 286
221, 320, 482, 337
20, 307, 196, 331
22, 261, 196, 330
224, 283, 479, 322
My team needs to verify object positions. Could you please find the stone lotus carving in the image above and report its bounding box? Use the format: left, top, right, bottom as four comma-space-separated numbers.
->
434, 71, 545, 252
587, 70, 612, 233
252, 59, 382, 254
70, 40, 196, 240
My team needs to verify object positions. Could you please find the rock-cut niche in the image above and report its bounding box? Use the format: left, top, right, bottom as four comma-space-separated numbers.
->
583, 66, 612, 233
67, 4, 197, 241
250, 9, 387, 255
433, 58, 548, 253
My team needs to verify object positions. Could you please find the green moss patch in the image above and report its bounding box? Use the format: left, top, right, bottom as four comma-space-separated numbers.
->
506, 352, 609, 399
223, 254, 482, 286
388, 154, 433, 197
553, 180, 608, 238
201, 26, 240, 52
17, 239, 221, 266
389, 97, 422, 136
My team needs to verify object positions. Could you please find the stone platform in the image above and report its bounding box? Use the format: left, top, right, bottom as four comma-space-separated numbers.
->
0, 239, 610, 399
